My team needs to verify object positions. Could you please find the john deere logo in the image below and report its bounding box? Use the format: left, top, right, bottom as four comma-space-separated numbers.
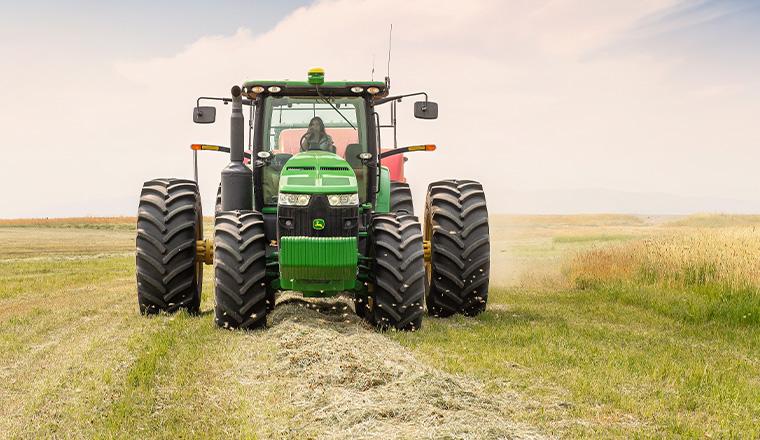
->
313, 219, 325, 230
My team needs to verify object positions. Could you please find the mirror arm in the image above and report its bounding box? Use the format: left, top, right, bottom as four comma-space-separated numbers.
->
195, 96, 255, 112
372, 91, 428, 107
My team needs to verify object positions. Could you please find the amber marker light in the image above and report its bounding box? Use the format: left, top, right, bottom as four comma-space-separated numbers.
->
407, 145, 436, 151
191, 144, 222, 151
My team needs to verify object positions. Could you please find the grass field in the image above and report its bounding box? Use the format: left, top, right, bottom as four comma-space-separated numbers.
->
1, 214, 758, 439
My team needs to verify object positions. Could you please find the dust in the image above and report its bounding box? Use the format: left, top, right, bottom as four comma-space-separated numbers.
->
258, 291, 550, 440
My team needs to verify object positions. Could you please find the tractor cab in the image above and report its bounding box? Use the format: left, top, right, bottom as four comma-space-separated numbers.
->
242, 70, 387, 213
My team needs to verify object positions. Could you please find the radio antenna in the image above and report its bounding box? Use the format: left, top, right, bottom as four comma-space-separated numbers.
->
386, 24, 393, 79
371, 54, 375, 81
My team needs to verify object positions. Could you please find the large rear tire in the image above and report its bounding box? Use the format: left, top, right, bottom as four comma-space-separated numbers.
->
424, 179, 490, 317
136, 178, 203, 315
371, 213, 425, 331
214, 183, 222, 216
213, 211, 268, 330
389, 181, 414, 215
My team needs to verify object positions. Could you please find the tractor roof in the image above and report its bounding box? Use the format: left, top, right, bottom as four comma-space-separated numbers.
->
242, 80, 388, 100
242, 68, 388, 100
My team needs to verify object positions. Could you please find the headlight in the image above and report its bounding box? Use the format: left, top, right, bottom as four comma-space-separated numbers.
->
279, 193, 311, 206
327, 193, 359, 206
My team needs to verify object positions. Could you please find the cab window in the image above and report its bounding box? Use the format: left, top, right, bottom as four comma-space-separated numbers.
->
260, 96, 368, 205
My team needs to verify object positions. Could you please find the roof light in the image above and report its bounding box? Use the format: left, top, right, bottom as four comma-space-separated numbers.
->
351, 86, 364, 93
367, 87, 380, 94
251, 86, 264, 93
267, 86, 281, 93
308, 67, 325, 85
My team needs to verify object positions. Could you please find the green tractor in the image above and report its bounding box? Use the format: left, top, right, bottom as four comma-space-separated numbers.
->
136, 68, 490, 331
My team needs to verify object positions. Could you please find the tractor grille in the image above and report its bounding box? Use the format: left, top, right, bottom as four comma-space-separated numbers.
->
319, 166, 350, 171
286, 166, 315, 171
277, 194, 359, 241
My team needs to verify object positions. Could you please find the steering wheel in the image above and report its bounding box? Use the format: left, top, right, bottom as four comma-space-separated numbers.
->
270, 153, 292, 170
300, 132, 329, 151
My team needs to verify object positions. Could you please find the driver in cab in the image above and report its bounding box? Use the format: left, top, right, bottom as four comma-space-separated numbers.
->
300, 116, 335, 153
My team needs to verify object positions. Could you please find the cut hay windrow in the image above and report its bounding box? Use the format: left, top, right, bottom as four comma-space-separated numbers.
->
259, 292, 549, 440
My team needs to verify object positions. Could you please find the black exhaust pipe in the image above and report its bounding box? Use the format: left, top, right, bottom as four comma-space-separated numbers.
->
221, 85, 253, 211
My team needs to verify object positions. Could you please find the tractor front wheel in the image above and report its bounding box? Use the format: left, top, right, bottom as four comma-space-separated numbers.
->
424, 179, 490, 317
370, 213, 425, 331
213, 210, 268, 330
136, 178, 203, 315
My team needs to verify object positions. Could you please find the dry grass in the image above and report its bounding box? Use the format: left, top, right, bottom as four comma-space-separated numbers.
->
489, 215, 657, 288
0, 216, 136, 227
568, 226, 760, 291
494, 214, 643, 227
665, 213, 760, 228
0, 216, 215, 229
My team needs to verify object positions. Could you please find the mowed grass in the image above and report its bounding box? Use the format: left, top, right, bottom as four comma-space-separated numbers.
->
2, 214, 759, 439
390, 214, 760, 439
0, 220, 298, 439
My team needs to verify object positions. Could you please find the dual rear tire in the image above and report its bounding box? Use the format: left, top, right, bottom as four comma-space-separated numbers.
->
136, 178, 203, 314
389, 181, 414, 215
424, 179, 490, 317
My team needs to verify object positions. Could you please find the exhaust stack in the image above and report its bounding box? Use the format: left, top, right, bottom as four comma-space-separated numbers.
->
221, 85, 253, 211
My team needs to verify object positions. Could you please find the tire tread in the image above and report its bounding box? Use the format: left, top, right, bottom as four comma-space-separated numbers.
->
425, 179, 490, 317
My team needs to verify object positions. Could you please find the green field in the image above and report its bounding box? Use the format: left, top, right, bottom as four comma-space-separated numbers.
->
1, 215, 758, 439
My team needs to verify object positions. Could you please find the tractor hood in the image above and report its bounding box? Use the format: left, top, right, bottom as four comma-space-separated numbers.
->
279, 151, 358, 194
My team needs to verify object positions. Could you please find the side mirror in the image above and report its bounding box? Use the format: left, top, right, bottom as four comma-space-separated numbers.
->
193, 106, 216, 124
414, 101, 438, 119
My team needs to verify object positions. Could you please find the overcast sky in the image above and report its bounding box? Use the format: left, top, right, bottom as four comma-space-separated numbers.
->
1, 0, 759, 218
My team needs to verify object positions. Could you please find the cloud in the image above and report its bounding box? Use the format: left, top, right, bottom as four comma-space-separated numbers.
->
2, 0, 759, 217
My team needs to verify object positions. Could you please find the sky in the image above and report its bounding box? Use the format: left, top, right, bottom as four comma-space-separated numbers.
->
1, 0, 759, 218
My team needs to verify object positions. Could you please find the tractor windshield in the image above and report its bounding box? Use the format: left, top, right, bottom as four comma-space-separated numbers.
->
260, 96, 369, 206
262, 96, 366, 155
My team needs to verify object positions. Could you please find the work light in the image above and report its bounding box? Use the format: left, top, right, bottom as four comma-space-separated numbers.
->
279, 193, 311, 206
327, 193, 359, 206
